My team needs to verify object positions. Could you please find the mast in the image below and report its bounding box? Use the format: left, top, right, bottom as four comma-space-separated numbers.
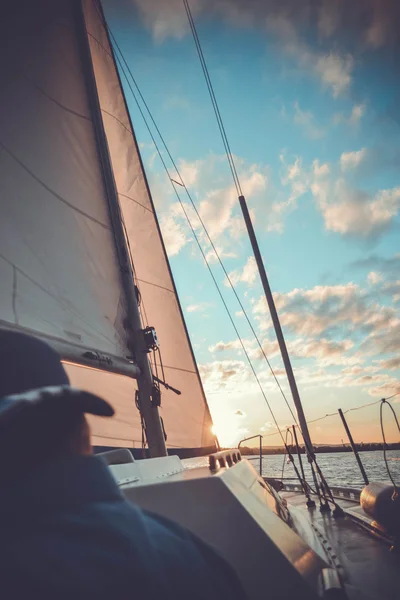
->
238, 195, 315, 460
75, 0, 167, 457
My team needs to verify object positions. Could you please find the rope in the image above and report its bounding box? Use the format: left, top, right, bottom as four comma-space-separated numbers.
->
380, 398, 400, 499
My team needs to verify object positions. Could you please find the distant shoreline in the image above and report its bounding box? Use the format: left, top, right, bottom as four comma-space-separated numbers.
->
238, 443, 400, 456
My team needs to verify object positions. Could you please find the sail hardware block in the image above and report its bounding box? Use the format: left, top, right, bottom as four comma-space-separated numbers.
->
151, 382, 161, 407
82, 351, 113, 366
142, 327, 159, 352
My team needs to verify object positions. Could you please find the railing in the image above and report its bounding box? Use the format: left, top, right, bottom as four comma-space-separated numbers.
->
238, 434, 263, 476
271, 479, 361, 503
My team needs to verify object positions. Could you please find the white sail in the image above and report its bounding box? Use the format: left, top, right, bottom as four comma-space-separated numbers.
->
83, 0, 215, 452
0, 0, 215, 453
0, 0, 130, 365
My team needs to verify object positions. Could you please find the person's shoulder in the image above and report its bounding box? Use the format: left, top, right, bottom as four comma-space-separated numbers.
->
140, 509, 247, 599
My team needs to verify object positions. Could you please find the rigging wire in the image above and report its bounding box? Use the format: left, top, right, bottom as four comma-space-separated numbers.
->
182, 0, 242, 196
95, 12, 298, 446
98, 5, 299, 428
380, 398, 400, 499
260, 392, 399, 437
281, 428, 293, 480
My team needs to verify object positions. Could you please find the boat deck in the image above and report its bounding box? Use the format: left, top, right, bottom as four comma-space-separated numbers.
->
283, 491, 400, 600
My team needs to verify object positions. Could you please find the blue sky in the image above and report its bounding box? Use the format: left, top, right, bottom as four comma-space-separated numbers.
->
106, 0, 400, 446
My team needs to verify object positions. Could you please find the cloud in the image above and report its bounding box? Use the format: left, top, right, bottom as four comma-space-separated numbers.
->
367, 271, 383, 285
208, 336, 279, 362
208, 340, 243, 353
378, 356, 400, 370
293, 102, 324, 139
132, 0, 201, 42
234, 409, 246, 417
226, 256, 258, 287
340, 148, 367, 171
186, 302, 211, 313
313, 159, 330, 178
178, 158, 202, 187
198, 159, 267, 239
253, 281, 398, 346
368, 378, 400, 398
289, 337, 356, 366
158, 154, 268, 257
332, 103, 366, 128
312, 177, 400, 238
268, 154, 309, 233
314, 52, 354, 98
159, 203, 189, 256
199, 359, 253, 393
352, 253, 400, 277
349, 103, 366, 125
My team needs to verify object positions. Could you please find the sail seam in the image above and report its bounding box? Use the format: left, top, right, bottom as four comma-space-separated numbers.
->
0, 253, 117, 345
118, 192, 153, 213
100, 108, 131, 134
29, 79, 91, 121
136, 278, 175, 294
0, 141, 110, 230
153, 364, 197, 375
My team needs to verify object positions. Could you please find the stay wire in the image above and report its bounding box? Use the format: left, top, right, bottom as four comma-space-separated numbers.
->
104, 32, 292, 446
101, 12, 299, 429
380, 398, 400, 499
182, 0, 242, 196
100, 19, 298, 443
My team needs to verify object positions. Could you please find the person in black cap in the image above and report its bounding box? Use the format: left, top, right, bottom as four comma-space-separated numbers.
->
0, 330, 246, 600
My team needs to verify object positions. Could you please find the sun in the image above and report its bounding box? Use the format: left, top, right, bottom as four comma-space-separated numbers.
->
210, 418, 247, 448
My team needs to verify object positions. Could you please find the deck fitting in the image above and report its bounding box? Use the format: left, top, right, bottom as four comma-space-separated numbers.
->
332, 505, 345, 518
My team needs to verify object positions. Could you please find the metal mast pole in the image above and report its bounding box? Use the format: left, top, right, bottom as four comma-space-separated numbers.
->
75, 0, 166, 457
238, 195, 315, 460
338, 408, 369, 486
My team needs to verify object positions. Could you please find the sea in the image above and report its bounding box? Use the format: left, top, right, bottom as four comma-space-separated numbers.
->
248, 449, 400, 489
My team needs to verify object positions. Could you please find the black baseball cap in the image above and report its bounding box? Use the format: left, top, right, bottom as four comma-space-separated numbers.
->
0, 329, 114, 422
0, 329, 70, 398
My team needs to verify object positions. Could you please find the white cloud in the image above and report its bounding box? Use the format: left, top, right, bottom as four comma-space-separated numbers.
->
316, 183, 400, 238
208, 340, 243, 353
340, 148, 367, 171
289, 337, 357, 366
178, 158, 201, 187
293, 102, 324, 139
159, 203, 189, 256
314, 52, 354, 98
313, 160, 330, 178
132, 0, 202, 42
198, 162, 267, 239
377, 356, 400, 370
367, 271, 383, 285
269, 154, 309, 233
158, 154, 268, 258
266, 14, 355, 97
350, 103, 366, 125
186, 302, 211, 313
333, 103, 366, 127
226, 256, 258, 287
